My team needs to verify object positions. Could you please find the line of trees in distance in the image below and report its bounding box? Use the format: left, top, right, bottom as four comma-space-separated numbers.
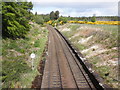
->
34, 11, 118, 25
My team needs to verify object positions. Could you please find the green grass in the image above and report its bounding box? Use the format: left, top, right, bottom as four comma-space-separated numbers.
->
34, 39, 40, 47
2, 23, 48, 88
75, 24, 117, 31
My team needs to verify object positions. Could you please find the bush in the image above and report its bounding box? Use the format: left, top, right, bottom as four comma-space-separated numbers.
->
43, 15, 50, 22
34, 15, 44, 25
58, 16, 68, 23
91, 16, 96, 22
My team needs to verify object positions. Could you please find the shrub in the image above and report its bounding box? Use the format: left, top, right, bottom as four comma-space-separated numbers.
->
91, 16, 96, 22
34, 15, 44, 25
58, 16, 68, 23
34, 40, 40, 47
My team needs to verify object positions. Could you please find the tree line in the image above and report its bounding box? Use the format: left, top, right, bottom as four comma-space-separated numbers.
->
34, 11, 118, 25
33, 10, 60, 25
65, 16, 118, 21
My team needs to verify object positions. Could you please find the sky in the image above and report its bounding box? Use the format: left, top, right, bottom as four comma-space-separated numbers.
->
27, 0, 119, 17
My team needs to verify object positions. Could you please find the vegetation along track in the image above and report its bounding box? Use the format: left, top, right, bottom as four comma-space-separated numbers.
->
41, 25, 111, 89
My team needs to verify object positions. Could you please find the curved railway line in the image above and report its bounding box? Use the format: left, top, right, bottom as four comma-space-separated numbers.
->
41, 25, 111, 89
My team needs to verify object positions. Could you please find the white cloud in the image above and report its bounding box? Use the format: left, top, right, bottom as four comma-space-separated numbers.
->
59, 8, 116, 17
30, 1, 118, 17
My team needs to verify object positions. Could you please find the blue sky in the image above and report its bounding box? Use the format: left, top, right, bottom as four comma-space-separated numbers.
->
27, 0, 119, 17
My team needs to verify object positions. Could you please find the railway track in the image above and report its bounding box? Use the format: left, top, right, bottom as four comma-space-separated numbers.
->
41, 25, 110, 89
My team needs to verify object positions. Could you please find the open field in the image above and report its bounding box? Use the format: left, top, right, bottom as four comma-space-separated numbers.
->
57, 23, 118, 88
2, 23, 48, 88
68, 21, 120, 25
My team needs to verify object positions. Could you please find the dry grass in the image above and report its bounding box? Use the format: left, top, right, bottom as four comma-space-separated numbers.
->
58, 23, 118, 88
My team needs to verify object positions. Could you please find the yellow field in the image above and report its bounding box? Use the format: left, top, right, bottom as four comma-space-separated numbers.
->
47, 20, 120, 26
68, 21, 120, 25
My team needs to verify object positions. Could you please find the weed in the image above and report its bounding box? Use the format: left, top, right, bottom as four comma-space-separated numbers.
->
74, 43, 86, 50
89, 56, 100, 64
34, 40, 40, 47
68, 24, 80, 30
2, 58, 31, 88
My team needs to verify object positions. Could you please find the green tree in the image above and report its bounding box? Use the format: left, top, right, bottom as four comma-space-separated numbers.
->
2, 2, 33, 38
50, 11, 55, 20
50, 11, 60, 20
54, 10, 59, 20
91, 15, 96, 22
35, 12, 37, 15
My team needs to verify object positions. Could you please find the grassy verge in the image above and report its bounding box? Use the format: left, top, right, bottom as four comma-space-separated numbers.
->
2, 23, 48, 88
58, 23, 118, 88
